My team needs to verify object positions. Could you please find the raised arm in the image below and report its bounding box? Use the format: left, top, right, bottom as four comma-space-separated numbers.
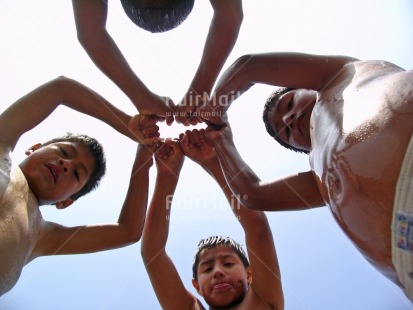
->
180, 129, 283, 309
0, 76, 153, 152
141, 141, 201, 310
175, 0, 243, 125
204, 125, 324, 211
32, 115, 159, 258
200, 52, 358, 125
72, 0, 174, 123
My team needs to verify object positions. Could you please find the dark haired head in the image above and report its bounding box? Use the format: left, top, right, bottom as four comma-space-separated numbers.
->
120, 0, 195, 33
263, 87, 309, 154
42, 133, 106, 201
192, 236, 249, 280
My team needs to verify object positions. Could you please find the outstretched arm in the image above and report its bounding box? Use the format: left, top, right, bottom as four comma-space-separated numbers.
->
141, 141, 201, 310
175, 0, 243, 125
200, 52, 357, 125
0, 76, 157, 151
72, 0, 174, 123
180, 129, 284, 309
204, 125, 324, 211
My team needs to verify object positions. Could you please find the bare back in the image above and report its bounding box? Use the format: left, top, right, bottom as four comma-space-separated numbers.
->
0, 149, 42, 295
309, 60, 413, 282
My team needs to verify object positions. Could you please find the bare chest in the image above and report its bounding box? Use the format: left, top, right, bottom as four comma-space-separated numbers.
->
0, 165, 41, 295
309, 64, 413, 270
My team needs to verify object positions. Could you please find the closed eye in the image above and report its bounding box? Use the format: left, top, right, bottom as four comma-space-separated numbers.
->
285, 127, 290, 140
203, 267, 213, 273
74, 170, 80, 181
287, 98, 293, 111
59, 146, 68, 157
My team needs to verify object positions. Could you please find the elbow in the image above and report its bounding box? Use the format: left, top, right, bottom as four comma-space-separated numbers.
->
76, 31, 93, 50
126, 230, 142, 244
238, 186, 267, 211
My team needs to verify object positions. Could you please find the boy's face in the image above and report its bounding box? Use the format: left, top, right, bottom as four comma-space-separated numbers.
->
19, 142, 96, 207
192, 245, 251, 308
267, 89, 317, 152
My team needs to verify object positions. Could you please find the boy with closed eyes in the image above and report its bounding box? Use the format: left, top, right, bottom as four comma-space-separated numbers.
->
0, 76, 159, 295
200, 52, 413, 302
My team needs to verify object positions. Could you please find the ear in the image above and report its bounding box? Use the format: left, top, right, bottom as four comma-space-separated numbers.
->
191, 279, 202, 296
25, 143, 42, 155
55, 199, 74, 210
246, 266, 252, 286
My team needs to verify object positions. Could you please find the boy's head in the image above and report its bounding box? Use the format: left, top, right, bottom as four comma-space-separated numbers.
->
263, 87, 317, 154
120, 0, 195, 33
20, 133, 106, 208
192, 236, 251, 308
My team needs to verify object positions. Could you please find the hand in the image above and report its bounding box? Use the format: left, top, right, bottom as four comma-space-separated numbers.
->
174, 91, 205, 126
179, 129, 216, 166
155, 139, 185, 176
197, 101, 228, 127
204, 123, 234, 146
128, 114, 161, 146
138, 92, 176, 126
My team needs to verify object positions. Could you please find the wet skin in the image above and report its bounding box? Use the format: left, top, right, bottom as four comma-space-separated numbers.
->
194, 246, 250, 308
269, 60, 413, 284
0, 142, 96, 294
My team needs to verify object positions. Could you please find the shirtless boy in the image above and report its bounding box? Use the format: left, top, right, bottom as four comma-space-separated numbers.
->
200, 52, 413, 301
0, 76, 159, 295
141, 131, 283, 309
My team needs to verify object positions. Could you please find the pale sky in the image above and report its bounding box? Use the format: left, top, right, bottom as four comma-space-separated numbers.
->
1, 0, 413, 309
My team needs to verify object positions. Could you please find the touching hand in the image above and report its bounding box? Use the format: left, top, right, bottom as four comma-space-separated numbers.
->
204, 123, 233, 146
179, 129, 216, 165
128, 114, 161, 146
155, 139, 185, 176
174, 91, 205, 126
138, 93, 176, 126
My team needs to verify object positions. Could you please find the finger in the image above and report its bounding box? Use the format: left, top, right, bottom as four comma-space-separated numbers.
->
191, 129, 202, 146
142, 125, 160, 137
185, 130, 196, 148
128, 114, 143, 130
165, 113, 174, 126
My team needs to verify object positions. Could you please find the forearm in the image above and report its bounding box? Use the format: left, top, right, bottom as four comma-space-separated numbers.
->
188, 1, 243, 98
0, 76, 133, 148
72, 0, 150, 111
212, 138, 263, 209
117, 145, 153, 242
78, 32, 151, 108
56, 77, 138, 140
239, 52, 358, 91
141, 173, 179, 261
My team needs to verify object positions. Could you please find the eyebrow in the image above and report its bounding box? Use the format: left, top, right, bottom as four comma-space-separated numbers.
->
199, 254, 235, 267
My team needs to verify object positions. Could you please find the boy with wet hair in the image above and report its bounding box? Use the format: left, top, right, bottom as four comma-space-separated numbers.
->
141, 129, 283, 309
0, 76, 159, 295
200, 52, 413, 302
72, 0, 243, 126
192, 235, 250, 280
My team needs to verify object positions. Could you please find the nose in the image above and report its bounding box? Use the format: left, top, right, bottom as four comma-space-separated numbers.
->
213, 266, 225, 279
59, 158, 73, 173
282, 111, 295, 128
